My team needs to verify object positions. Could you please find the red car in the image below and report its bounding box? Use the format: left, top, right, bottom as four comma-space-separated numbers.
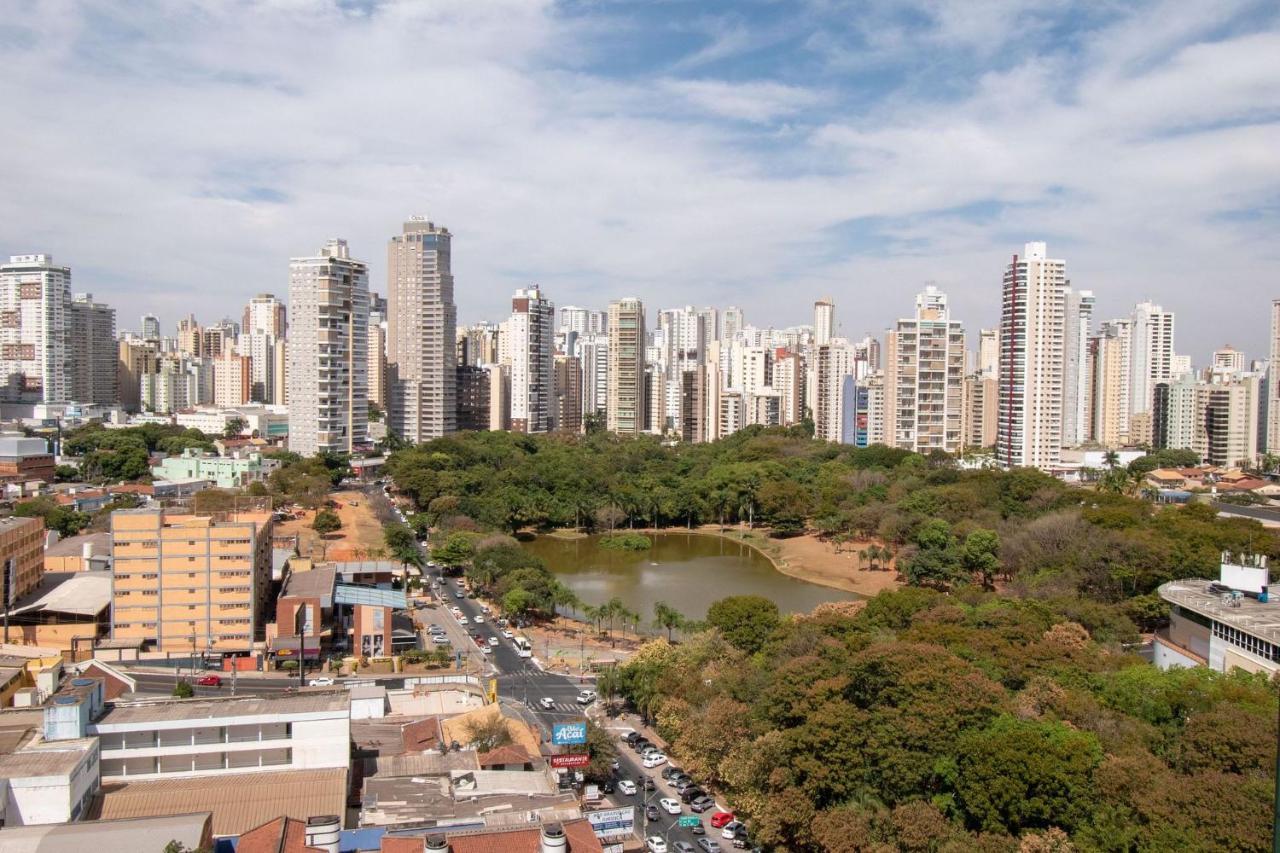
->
710, 812, 735, 829
195, 675, 222, 687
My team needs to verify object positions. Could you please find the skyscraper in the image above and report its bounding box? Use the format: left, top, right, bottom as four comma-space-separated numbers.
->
508, 286, 555, 433
815, 340, 854, 443
554, 355, 583, 434
607, 297, 645, 436
141, 313, 161, 341
722, 306, 744, 343
1268, 300, 1280, 453
387, 218, 457, 442
0, 254, 71, 403
813, 298, 835, 347
287, 239, 369, 456
884, 286, 965, 453
1061, 289, 1095, 447
368, 298, 388, 410
996, 242, 1067, 470
243, 293, 287, 338
1128, 300, 1175, 444
68, 293, 118, 406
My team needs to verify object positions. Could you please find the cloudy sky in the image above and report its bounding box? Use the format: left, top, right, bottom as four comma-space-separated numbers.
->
2, 0, 1278, 362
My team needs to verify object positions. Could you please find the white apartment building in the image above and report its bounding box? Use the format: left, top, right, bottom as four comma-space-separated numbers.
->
996, 242, 1067, 470
0, 254, 71, 403
1061, 289, 1094, 447
140, 355, 199, 414
387, 218, 457, 441
772, 351, 804, 426
1129, 300, 1176, 439
88, 693, 351, 781
287, 239, 370, 456
884, 286, 965, 454
367, 306, 388, 410
1155, 372, 1260, 467
813, 298, 834, 347
1269, 300, 1280, 452
607, 298, 645, 436
557, 306, 606, 337
1212, 346, 1245, 377
721, 306, 744, 343
243, 293, 287, 338
508, 286, 554, 433
815, 340, 854, 443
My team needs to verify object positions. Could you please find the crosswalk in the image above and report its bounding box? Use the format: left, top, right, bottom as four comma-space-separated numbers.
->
539, 701, 584, 714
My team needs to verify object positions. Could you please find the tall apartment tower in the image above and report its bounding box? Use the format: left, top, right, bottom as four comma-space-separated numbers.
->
387, 218, 457, 442
884, 286, 965, 453
1128, 300, 1175, 444
367, 300, 388, 410
607, 297, 646, 436
141, 313, 161, 341
68, 293, 119, 406
243, 293, 287, 338
287, 239, 370, 456
1090, 322, 1131, 448
1061, 289, 1095, 447
580, 334, 609, 420
1269, 301, 1280, 452
722, 306, 744, 343
815, 340, 854, 443
996, 242, 1067, 470
977, 329, 998, 376
509, 286, 555, 433
813, 298, 835, 347
0, 254, 71, 403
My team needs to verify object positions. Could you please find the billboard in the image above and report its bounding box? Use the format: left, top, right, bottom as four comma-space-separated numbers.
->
550, 753, 591, 768
551, 721, 588, 745
587, 806, 635, 838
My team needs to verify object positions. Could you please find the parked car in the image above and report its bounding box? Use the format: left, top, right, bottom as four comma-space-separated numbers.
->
673, 778, 696, 793
646, 838, 668, 853
680, 787, 706, 804
721, 821, 744, 840
454, 590, 464, 598
576, 689, 597, 704
308, 677, 334, 687
602, 780, 615, 794
480, 645, 492, 655
643, 752, 667, 768
640, 744, 661, 756
696, 841, 721, 853
646, 805, 660, 822
690, 796, 716, 813
194, 675, 221, 687
674, 843, 697, 853
710, 813, 736, 830
632, 739, 653, 753
618, 780, 637, 796
661, 766, 682, 780
660, 798, 682, 815
689, 821, 705, 836
458, 616, 469, 625
473, 614, 484, 623
643, 777, 656, 791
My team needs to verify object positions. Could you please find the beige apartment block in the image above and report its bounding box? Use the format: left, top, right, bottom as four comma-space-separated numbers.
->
0, 516, 45, 611
110, 509, 273, 654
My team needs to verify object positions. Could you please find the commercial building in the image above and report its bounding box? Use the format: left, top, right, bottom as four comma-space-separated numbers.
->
508, 287, 554, 434
0, 436, 55, 484
883, 286, 965, 454
387, 218, 457, 442
68, 293, 118, 406
287, 239, 370, 456
0, 517, 46, 614
0, 254, 71, 403
606, 298, 645, 436
996, 242, 1067, 470
1156, 554, 1279, 675
150, 448, 267, 489
109, 508, 273, 655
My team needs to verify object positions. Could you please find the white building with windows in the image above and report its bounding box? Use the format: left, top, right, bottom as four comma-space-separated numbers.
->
1157, 554, 1279, 675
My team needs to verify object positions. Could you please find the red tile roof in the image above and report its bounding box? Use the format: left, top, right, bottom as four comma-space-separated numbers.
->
236, 816, 326, 853
382, 839, 426, 853
401, 717, 441, 753
447, 820, 603, 853
478, 743, 534, 768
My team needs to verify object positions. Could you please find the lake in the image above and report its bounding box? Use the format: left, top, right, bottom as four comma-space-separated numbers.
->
521, 531, 859, 621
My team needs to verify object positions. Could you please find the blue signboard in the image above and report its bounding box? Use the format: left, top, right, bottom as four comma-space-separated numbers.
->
552, 721, 588, 745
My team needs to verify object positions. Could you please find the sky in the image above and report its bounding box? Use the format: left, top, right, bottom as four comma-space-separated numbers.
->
1, 0, 1278, 364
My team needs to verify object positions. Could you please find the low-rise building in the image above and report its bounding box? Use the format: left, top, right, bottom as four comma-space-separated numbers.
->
0, 516, 46, 607
0, 811, 213, 852
0, 436, 55, 485
0, 736, 100, 825
151, 446, 267, 489
1156, 553, 1279, 675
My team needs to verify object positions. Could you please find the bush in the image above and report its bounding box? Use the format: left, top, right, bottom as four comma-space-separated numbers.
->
599, 533, 652, 551
172, 680, 194, 698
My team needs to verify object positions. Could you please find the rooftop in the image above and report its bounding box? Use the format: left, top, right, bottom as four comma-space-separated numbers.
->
0, 812, 212, 853
1160, 579, 1280, 645
362, 749, 480, 779
89, 767, 347, 836
0, 737, 96, 780
44, 531, 113, 558
93, 691, 349, 727
10, 571, 112, 618
282, 564, 337, 599
446, 819, 603, 853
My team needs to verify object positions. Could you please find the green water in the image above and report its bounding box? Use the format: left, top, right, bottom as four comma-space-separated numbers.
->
522, 531, 858, 621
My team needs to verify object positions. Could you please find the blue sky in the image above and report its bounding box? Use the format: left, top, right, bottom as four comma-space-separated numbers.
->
1, 0, 1278, 362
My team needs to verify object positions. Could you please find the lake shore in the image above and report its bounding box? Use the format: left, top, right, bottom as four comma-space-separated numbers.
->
625, 524, 902, 598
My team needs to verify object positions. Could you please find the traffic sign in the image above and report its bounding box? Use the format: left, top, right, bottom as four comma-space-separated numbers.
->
678, 816, 701, 828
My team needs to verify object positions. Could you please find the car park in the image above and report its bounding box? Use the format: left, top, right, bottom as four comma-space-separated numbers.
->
710, 813, 736, 830
643, 752, 667, 768
576, 689, 597, 704
646, 838, 668, 853
690, 796, 716, 813
308, 677, 334, 687
618, 780, 637, 795
194, 675, 221, 687
696, 841, 721, 853
660, 798, 682, 815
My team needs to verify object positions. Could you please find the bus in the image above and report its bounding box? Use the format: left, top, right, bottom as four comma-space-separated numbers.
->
513, 636, 533, 658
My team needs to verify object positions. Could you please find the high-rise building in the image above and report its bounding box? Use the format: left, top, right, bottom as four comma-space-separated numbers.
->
141, 314, 161, 341
110, 508, 273, 654
883, 286, 965, 453
243, 293, 287, 338
961, 371, 997, 450
456, 365, 491, 432
1090, 322, 1131, 448
0, 254, 71, 403
813, 298, 835, 347
387, 218, 457, 441
0, 517, 45, 621
814, 340, 854, 443
118, 339, 160, 413
1062, 289, 1095, 447
1155, 372, 1260, 467
772, 351, 804, 426
553, 355, 583, 434
140, 353, 198, 413
176, 314, 200, 355
557, 306, 605, 338
68, 292, 119, 406
722, 306, 744, 343
213, 353, 251, 407
1212, 346, 1245, 378
996, 242, 1068, 470
487, 363, 511, 431
367, 303, 388, 411
287, 239, 369, 456
976, 329, 998, 376
1129, 301, 1176, 436
607, 297, 645, 436
508, 286, 555, 433
580, 333, 609, 420
697, 307, 719, 343
658, 306, 707, 431
1269, 300, 1280, 453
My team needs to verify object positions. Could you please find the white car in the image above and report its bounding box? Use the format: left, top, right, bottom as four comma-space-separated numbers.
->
660, 797, 682, 815
473, 614, 484, 623
643, 752, 667, 768
501, 629, 513, 639
480, 645, 492, 655
454, 591, 464, 599
647, 837, 668, 853
431, 635, 450, 645
576, 689, 597, 704
307, 677, 335, 687
458, 616, 469, 625
721, 821, 743, 840
488, 637, 499, 647
618, 779, 637, 796
540, 697, 555, 710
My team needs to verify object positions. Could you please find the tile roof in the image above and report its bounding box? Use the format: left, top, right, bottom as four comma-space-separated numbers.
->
447, 820, 603, 853
478, 744, 535, 768
381, 838, 425, 852
88, 767, 348, 836
402, 717, 441, 753
236, 816, 327, 853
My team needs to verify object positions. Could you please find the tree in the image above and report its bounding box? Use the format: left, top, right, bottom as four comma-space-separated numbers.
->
311, 508, 342, 535
706, 595, 780, 655
223, 416, 247, 438
172, 680, 194, 699
959, 529, 1001, 589
383, 523, 423, 570
432, 532, 476, 569
14, 497, 90, 538
464, 713, 514, 752
652, 601, 687, 642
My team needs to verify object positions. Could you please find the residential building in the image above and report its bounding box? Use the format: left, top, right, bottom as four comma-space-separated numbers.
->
67, 293, 118, 406
718, 390, 744, 438
1269, 300, 1280, 452
1089, 322, 1131, 448
387, 218, 457, 442
140, 314, 161, 341
242, 294, 287, 339
1154, 372, 1261, 466
151, 448, 266, 489
883, 285, 965, 453
996, 242, 1067, 470
238, 331, 280, 405
0, 254, 71, 403
1061, 289, 1094, 447
813, 298, 834, 347
772, 350, 804, 426
606, 298, 645, 436
455, 365, 491, 432
579, 334, 608, 420
287, 239, 370, 456
487, 363, 511, 431
1129, 300, 1176, 443
117, 340, 160, 413
368, 304, 388, 410
212, 354, 251, 407
553, 355, 582, 434
508, 286, 554, 433
814, 341, 853, 443
0, 436, 55, 485
176, 315, 200, 356
139, 355, 197, 414
961, 372, 997, 450
680, 368, 706, 443
109, 508, 273, 655
976, 328, 998, 376
0, 516, 45, 613
1212, 345, 1245, 377
721, 306, 744, 343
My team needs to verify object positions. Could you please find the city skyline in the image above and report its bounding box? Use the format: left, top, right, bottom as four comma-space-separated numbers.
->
1, 2, 1277, 361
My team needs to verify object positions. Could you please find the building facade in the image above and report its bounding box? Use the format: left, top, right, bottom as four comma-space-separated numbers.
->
508, 287, 554, 434
606, 298, 645, 436
884, 286, 965, 453
0, 254, 71, 403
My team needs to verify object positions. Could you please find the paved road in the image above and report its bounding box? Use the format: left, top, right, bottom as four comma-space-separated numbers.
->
1211, 502, 1280, 525
129, 670, 303, 698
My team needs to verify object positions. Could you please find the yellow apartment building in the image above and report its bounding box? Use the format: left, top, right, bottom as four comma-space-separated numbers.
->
109, 509, 273, 655
0, 516, 45, 607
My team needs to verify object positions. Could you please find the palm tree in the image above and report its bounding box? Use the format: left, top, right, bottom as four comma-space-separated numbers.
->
581, 604, 603, 635
652, 601, 686, 642
1103, 449, 1120, 470
857, 549, 869, 571
866, 544, 883, 571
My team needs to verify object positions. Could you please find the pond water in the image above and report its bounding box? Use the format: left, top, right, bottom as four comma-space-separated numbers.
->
521, 531, 858, 621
